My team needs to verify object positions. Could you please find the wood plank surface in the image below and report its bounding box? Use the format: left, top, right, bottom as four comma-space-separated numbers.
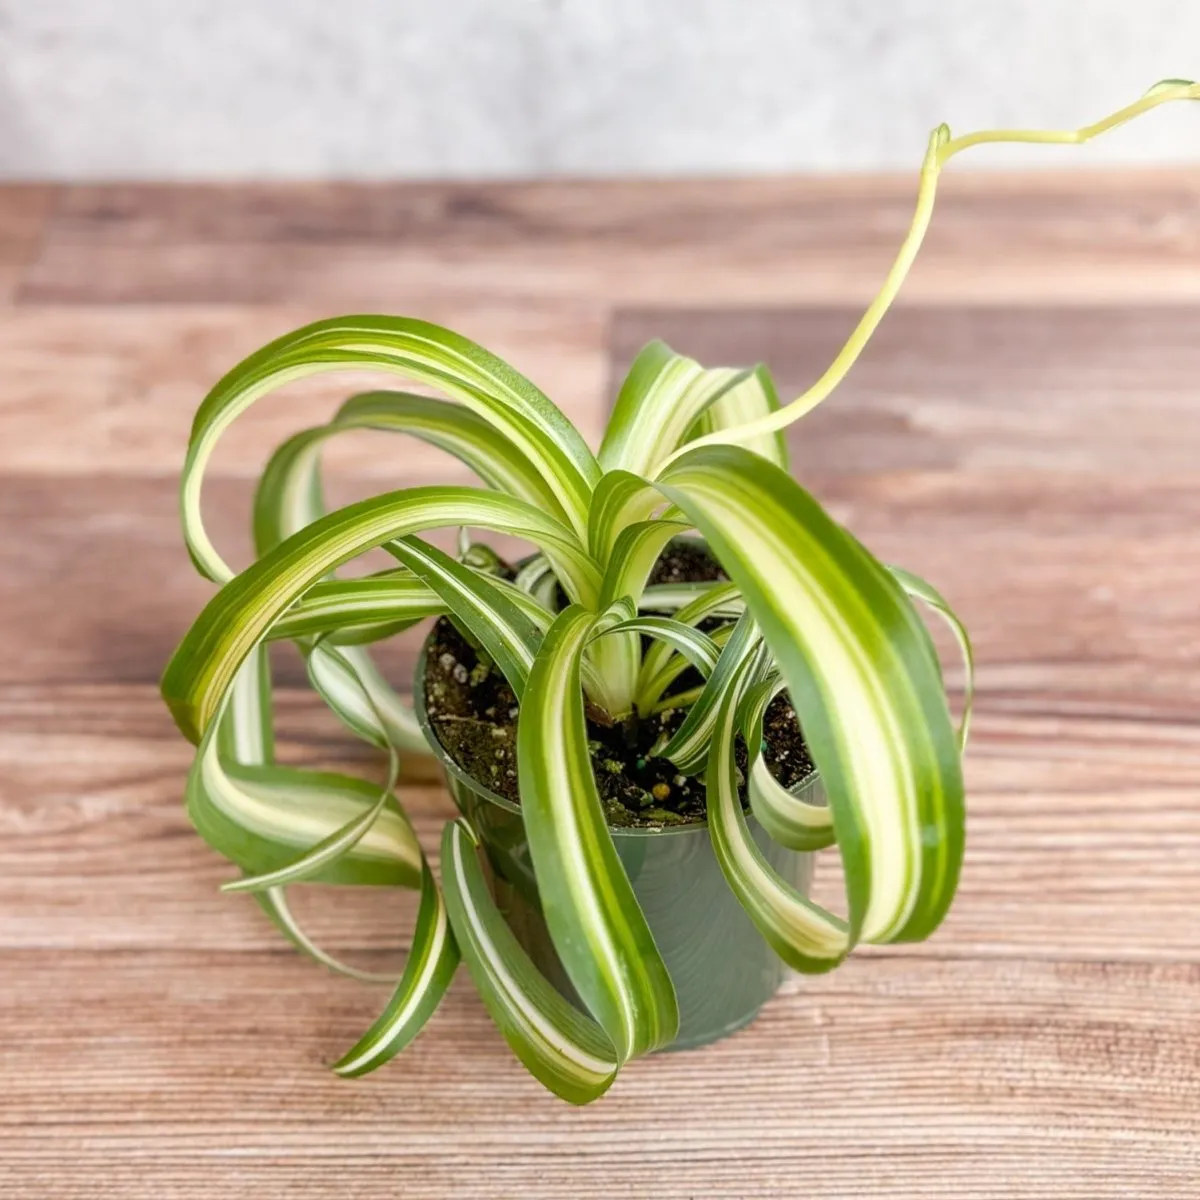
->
2, 176, 1198, 1198
0, 185, 54, 302
20, 172, 1200, 305
4, 954, 1198, 1199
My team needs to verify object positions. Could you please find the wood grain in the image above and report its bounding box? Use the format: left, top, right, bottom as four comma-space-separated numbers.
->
2, 175, 1199, 1198
0, 185, 55, 302
2, 954, 1197, 1198
21, 172, 1200, 307
613, 305, 1200, 474
0, 303, 609, 474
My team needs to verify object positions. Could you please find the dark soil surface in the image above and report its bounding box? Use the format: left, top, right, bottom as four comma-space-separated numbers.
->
423, 541, 815, 829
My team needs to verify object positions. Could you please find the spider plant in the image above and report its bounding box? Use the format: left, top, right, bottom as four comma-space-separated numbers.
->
161, 82, 1197, 1103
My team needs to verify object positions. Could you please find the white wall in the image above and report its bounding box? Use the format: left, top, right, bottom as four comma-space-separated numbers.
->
1, 0, 1198, 178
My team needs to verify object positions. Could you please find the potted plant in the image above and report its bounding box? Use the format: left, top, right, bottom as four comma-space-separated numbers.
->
161, 82, 1196, 1103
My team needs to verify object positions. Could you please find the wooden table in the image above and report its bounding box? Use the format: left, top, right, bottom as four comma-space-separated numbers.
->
2, 173, 1199, 1198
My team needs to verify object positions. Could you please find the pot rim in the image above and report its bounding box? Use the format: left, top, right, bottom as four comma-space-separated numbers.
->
413, 629, 820, 841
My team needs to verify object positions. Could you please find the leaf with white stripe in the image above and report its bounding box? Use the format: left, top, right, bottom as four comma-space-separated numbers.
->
189, 702, 423, 890
184, 315, 599, 582
305, 642, 430, 756
387, 535, 544, 698
589, 533, 686, 712
457, 535, 505, 575
587, 471, 665, 563
639, 623, 734, 718
270, 571, 444, 642
639, 580, 744, 617
889, 564, 975, 750
635, 581, 740, 714
597, 519, 691, 611
441, 820, 619, 1104
598, 341, 749, 478
252, 395, 574, 556
194, 651, 457, 1064
657, 613, 762, 775
331, 858, 460, 1077
733, 675, 833, 853
705, 658, 849, 973
685, 364, 789, 470
657, 444, 964, 946
583, 497, 685, 715
208, 648, 420, 993
747, 760, 834, 853
519, 606, 679, 1061
220, 726, 401, 895
593, 616, 720, 679
335, 390, 570, 518
162, 487, 597, 745
252, 412, 441, 755
514, 554, 552, 593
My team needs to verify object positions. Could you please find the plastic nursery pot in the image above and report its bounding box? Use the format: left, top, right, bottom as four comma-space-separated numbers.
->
415, 635, 820, 1051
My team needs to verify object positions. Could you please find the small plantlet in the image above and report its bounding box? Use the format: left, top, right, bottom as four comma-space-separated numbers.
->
161, 82, 1198, 1102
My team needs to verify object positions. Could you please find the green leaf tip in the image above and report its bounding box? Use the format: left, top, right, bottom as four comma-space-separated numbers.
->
1145, 78, 1197, 96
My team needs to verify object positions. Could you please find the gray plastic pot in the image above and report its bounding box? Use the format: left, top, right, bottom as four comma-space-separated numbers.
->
416, 634, 818, 1050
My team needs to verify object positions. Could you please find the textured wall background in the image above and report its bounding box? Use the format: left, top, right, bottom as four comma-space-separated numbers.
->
1, 0, 1197, 178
